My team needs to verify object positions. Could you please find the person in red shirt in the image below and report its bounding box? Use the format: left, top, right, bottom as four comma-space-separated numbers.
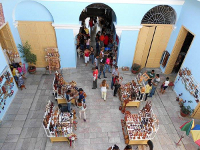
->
99, 33, 105, 48
104, 34, 109, 47
92, 66, 98, 89
84, 49, 90, 66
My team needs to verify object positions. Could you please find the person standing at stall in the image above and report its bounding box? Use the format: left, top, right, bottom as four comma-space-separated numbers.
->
144, 81, 152, 101
66, 90, 72, 113
149, 74, 160, 97
113, 76, 123, 97
77, 100, 87, 122
92, 66, 98, 89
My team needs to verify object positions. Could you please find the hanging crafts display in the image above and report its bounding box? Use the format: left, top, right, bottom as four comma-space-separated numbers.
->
178, 67, 200, 100
0, 66, 15, 113
45, 48, 60, 74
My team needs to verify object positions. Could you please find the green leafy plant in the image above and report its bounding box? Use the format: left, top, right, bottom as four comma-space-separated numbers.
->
18, 41, 37, 65
181, 105, 194, 115
132, 63, 141, 71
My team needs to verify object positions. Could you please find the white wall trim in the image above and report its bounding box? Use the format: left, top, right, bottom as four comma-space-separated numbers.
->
115, 25, 142, 37
38, 0, 185, 5
52, 24, 81, 37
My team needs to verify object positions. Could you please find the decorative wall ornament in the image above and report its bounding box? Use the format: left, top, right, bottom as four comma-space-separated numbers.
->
178, 67, 200, 101
141, 5, 176, 24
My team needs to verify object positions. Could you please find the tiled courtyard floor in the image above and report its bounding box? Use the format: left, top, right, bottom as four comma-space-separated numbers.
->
0, 59, 200, 150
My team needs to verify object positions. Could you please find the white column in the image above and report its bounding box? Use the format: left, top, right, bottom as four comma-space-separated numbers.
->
52, 24, 81, 38
115, 25, 142, 37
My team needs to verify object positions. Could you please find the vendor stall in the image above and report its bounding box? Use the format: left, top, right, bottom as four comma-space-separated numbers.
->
45, 48, 60, 74
43, 100, 77, 146
121, 101, 159, 145
52, 71, 78, 105
118, 79, 145, 113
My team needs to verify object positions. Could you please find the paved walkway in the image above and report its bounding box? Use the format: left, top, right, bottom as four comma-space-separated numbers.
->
0, 59, 199, 150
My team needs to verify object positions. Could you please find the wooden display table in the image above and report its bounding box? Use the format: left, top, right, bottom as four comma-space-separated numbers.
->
57, 96, 75, 105
123, 100, 140, 108
50, 137, 69, 143
57, 96, 66, 104
128, 139, 148, 145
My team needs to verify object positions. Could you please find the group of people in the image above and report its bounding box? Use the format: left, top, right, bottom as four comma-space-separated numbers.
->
11, 62, 26, 90
142, 70, 170, 101
65, 88, 87, 122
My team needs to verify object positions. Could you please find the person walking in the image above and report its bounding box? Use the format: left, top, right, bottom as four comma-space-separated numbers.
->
99, 47, 104, 63
90, 46, 95, 65
98, 62, 106, 79
160, 77, 170, 94
100, 80, 109, 101
86, 36, 90, 49
99, 33, 105, 48
144, 81, 152, 101
18, 75, 26, 90
92, 66, 98, 89
78, 101, 87, 122
149, 74, 160, 97
113, 76, 123, 97
103, 55, 111, 73
111, 66, 119, 90
84, 48, 90, 66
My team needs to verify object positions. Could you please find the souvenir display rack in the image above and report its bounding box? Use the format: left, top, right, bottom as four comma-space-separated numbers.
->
43, 100, 77, 145
53, 71, 78, 105
45, 48, 60, 74
121, 101, 159, 145
118, 79, 145, 113
0, 66, 15, 114
179, 67, 200, 99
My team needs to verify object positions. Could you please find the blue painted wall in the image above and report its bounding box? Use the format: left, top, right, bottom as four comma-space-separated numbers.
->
117, 30, 139, 68
162, 0, 200, 109
2, 0, 183, 69
55, 29, 76, 68
0, 46, 18, 120
15, 1, 53, 22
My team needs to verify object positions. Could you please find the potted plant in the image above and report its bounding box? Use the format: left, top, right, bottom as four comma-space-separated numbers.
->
180, 105, 193, 117
131, 63, 141, 74
18, 42, 37, 74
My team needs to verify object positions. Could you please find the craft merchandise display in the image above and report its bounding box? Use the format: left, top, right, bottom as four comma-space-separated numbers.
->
121, 101, 159, 145
178, 67, 200, 100
53, 71, 78, 105
45, 48, 60, 74
118, 79, 146, 113
43, 100, 77, 146
0, 66, 15, 113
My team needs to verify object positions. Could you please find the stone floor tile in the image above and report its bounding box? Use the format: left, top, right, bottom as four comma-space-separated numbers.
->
0, 121, 13, 128
8, 127, 22, 135
1, 142, 16, 150
12, 120, 25, 128
15, 138, 24, 150
15, 115, 27, 121
5, 134, 19, 142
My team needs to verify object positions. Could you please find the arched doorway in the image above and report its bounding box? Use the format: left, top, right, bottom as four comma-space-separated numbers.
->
77, 3, 118, 66
133, 5, 176, 69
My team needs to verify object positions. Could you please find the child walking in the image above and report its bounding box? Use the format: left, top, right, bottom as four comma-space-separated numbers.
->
160, 77, 170, 94
100, 80, 109, 101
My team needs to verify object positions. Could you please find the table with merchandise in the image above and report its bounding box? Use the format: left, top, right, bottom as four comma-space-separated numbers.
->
121, 101, 159, 145
43, 100, 77, 146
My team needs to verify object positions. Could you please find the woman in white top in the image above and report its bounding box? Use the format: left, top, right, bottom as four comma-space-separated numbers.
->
86, 37, 90, 49
160, 77, 170, 94
100, 80, 109, 101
